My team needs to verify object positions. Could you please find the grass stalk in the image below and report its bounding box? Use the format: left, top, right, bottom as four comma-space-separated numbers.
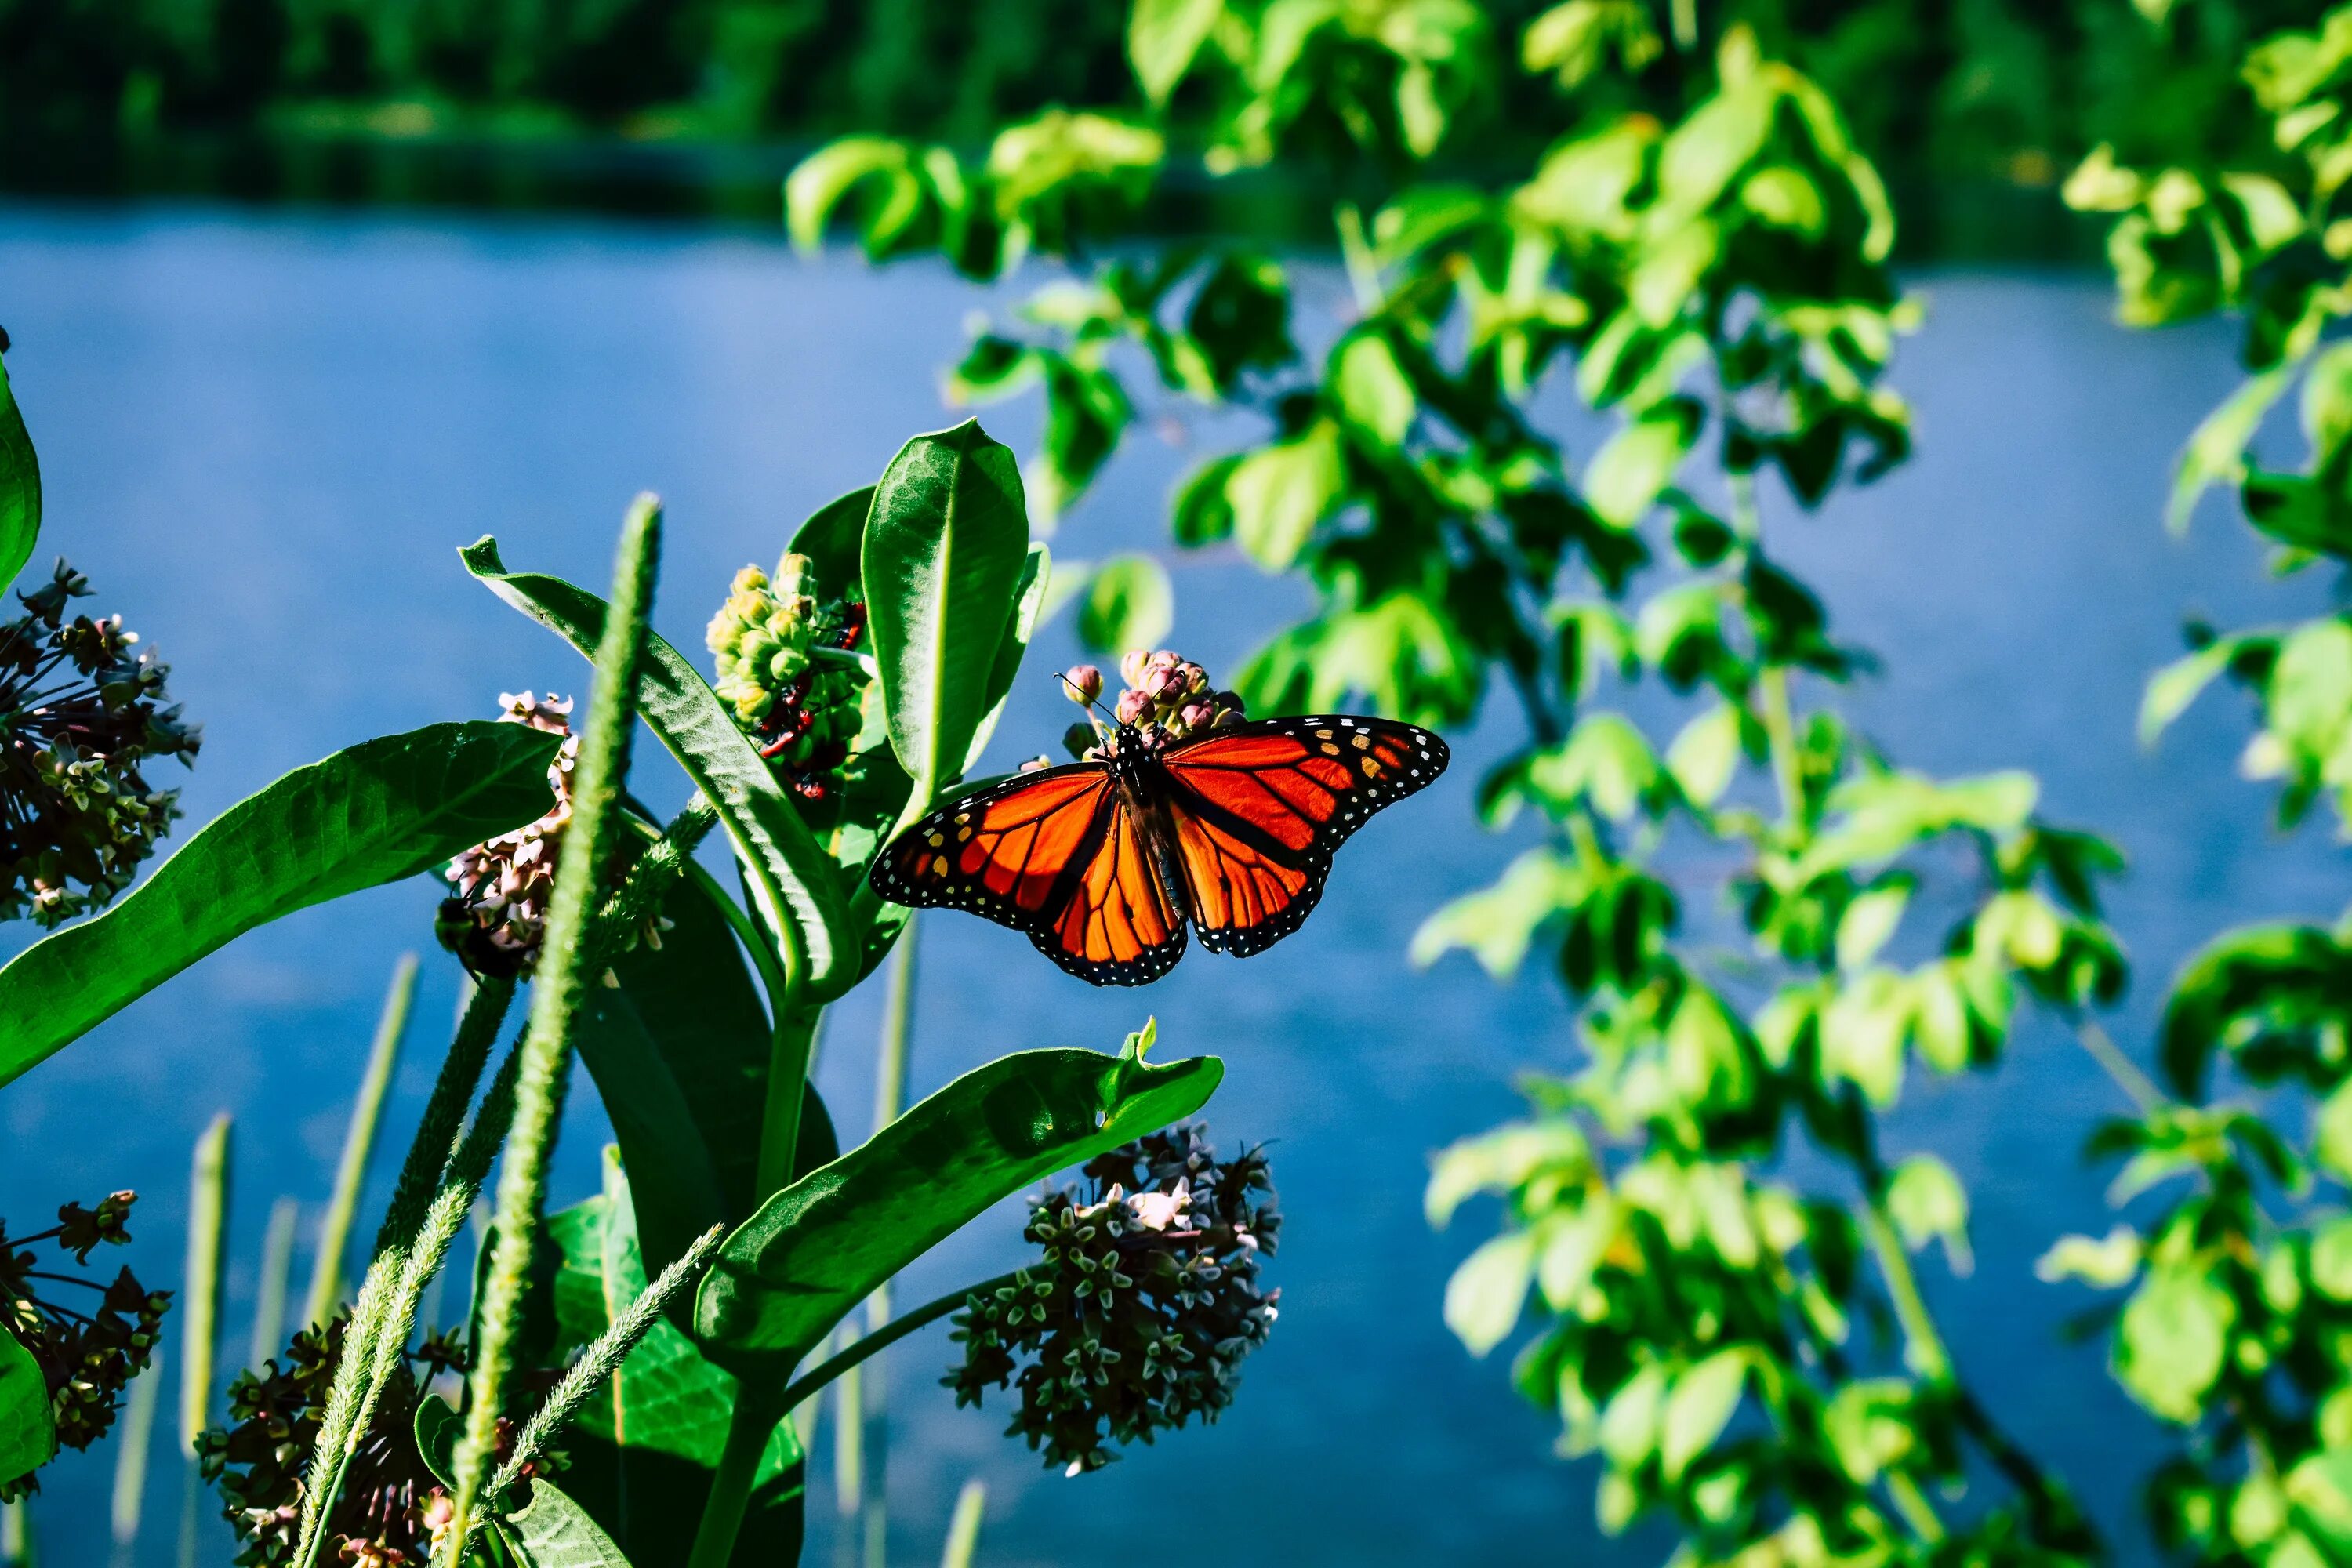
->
862, 920, 919, 1568
107, 1345, 162, 1559
304, 953, 419, 1328
0, 1495, 25, 1565
179, 1114, 230, 1453
249, 1197, 299, 1370
439, 495, 662, 1564
833, 1327, 862, 1526
940, 1479, 985, 1568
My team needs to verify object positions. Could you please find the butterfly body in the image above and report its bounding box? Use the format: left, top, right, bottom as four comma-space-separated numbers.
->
869, 714, 1449, 985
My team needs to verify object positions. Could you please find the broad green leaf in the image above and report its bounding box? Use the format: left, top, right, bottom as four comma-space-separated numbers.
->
0, 721, 561, 1087
1661, 1351, 1747, 1480
2321, 1081, 2352, 1184
1534, 1201, 1615, 1311
1076, 553, 1174, 655
786, 485, 877, 600
2160, 924, 2352, 1098
1409, 848, 1579, 979
1586, 407, 1697, 527
1443, 1231, 1536, 1357
459, 539, 854, 1003
695, 1033, 1221, 1372
1599, 1363, 1668, 1468
2314, 1218, 2352, 1302
0, 354, 38, 592
1665, 703, 1741, 808
1822, 1380, 1915, 1484
1130, 0, 1223, 106
2116, 1265, 2234, 1423
1226, 421, 1345, 571
544, 1154, 802, 1567
495, 1479, 639, 1568
0, 1325, 54, 1484
865, 422, 1033, 804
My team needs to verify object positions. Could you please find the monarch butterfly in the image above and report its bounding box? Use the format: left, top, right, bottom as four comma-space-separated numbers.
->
869, 714, 1449, 985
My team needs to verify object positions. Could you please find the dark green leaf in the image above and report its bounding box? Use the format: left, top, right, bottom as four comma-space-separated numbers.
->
786, 485, 877, 601
495, 1479, 640, 1568
0, 354, 38, 592
543, 1154, 802, 1568
695, 1034, 1221, 1373
0, 1325, 54, 1484
0, 721, 561, 1087
863, 422, 1033, 804
459, 539, 855, 1003
2160, 924, 2352, 1098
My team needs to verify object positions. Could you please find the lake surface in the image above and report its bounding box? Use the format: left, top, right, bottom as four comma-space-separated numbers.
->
0, 203, 2338, 1566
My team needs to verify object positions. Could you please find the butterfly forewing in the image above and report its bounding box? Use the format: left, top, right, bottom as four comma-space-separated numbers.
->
1153, 715, 1449, 956
869, 761, 1188, 986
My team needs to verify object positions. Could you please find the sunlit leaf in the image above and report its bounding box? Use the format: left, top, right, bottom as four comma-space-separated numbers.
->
0, 354, 38, 593
1442, 1231, 1536, 1357
0, 721, 561, 1087
1076, 553, 1174, 655
0, 1327, 54, 1485
1129, 0, 1224, 103
1226, 421, 1345, 571
695, 1033, 1221, 1373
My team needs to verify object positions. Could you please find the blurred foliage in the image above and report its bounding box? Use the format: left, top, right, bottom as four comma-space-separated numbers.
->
784, 2, 2184, 1563
2045, 8, 2352, 1566
0, 0, 2328, 205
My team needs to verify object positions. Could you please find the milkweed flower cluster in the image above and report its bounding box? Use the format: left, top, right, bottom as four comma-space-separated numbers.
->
944, 1123, 1280, 1476
435, 692, 577, 979
0, 558, 200, 927
198, 1315, 473, 1567
1, 1191, 171, 1499
1060, 650, 1245, 761
705, 552, 868, 802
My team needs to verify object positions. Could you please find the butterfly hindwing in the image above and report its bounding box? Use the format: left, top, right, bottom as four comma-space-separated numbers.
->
1153, 715, 1449, 957
867, 762, 1187, 986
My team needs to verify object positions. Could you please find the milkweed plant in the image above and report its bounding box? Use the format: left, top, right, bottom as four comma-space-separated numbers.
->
0, 379, 1274, 1563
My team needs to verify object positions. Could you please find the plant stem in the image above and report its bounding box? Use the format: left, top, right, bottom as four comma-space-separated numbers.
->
756, 1003, 819, 1200
179, 1114, 230, 1453
1334, 202, 1382, 314
107, 1345, 161, 1553
685, 1384, 787, 1568
939, 1479, 985, 1568
1858, 1196, 1951, 1383
1671, 0, 1698, 52
861, 920, 918, 1568
780, 1272, 1021, 1417
307, 954, 418, 1328
1756, 665, 1803, 826
1885, 1471, 1944, 1543
440, 495, 662, 1565
2072, 1017, 2164, 1113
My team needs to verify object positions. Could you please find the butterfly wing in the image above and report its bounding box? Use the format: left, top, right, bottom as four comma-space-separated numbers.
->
1153, 715, 1449, 956
869, 763, 1188, 986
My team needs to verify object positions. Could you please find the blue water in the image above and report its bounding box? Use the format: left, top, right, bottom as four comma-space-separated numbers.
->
0, 203, 2340, 1566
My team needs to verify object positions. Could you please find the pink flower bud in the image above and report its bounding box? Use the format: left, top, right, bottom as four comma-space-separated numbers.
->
1116, 688, 1152, 726
1178, 702, 1214, 731
1120, 650, 1152, 687
1064, 664, 1104, 705
1145, 667, 1187, 703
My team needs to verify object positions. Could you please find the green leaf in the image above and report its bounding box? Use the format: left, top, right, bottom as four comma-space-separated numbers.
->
1599, 1363, 1668, 1468
2116, 1265, 2234, 1423
1425, 1118, 1589, 1227
2319, 1081, 2352, 1184
0, 354, 38, 592
1226, 421, 1345, 571
1665, 703, 1741, 808
1330, 331, 1416, 445
459, 539, 856, 1003
2141, 640, 2241, 746
1836, 881, 1911, 971
1075, 553, 1174, 655
496, 1479, 640, 1568
2171, 367, 2293, 534
786, 486, 877, 601
959, 541, 1051, 782
2314, 1218, 2352, 1302
865, 421, 1033, 805
1885, 1154, 1971, 1273
1661, 1351, 1748, 1481
578, 869, 837, 1279
2159, 924, 2352, 1099
1129, 0, 1223, 103
0, 1324, 55, 1485
695, 1034, 1221, 1372
785, 138, 920, 255
1443, 1231, 1537, 1357
1534, 1201, 1615, 1311
2033, 1225, 2142, 1288
0, 721, 561, 1088
1409, 848, 1580, 979
1586, 405, 1698, 528
544, 1154, 803, 1567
